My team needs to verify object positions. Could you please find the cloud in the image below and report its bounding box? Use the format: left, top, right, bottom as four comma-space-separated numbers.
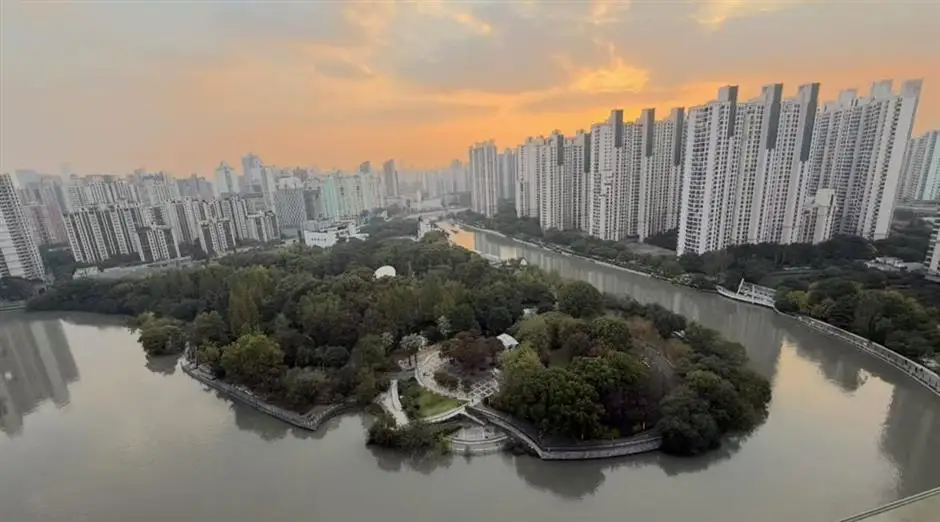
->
695, 0, 805, 29
1, 0, 937, 175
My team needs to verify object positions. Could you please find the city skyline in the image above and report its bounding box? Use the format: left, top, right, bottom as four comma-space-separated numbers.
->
3, 1, 938, 175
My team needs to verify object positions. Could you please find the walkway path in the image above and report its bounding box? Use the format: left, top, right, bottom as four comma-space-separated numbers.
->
468, 404, 662, 460
415, 349, 499, 405
376, 379, 410, 427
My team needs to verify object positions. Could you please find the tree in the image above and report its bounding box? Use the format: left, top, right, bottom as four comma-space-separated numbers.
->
192, 311, 231, 347
281, 367, 329, 408
657, 386, 721, 456
440, 331, 502, 373
351, 335, 386, 370
0, 276, 38, 301
589, 316, 633, 352
137, 317, 188, 356
220, 332, 284, 388
557, 280, 603, 318
400, 333, 427, 365
323, 346, 351, 368
447, 303, 479, 333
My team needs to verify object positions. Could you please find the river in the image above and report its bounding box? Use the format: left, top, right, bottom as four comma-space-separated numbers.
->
1, 227, 939, 522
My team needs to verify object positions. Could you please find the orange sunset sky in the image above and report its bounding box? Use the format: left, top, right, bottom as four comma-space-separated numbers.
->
2, 0, 939, 177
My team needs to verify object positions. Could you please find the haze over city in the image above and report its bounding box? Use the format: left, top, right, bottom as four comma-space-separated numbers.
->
3, 0, 939, 175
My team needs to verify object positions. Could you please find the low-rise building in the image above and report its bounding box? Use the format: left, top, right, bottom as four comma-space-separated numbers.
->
302, 222, 368, 248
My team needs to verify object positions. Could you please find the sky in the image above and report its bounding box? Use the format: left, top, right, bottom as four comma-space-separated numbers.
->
2, 0, 939, 177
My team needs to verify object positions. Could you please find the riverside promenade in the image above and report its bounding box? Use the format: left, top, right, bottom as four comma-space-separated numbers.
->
181, 362, 353, 431
791, 315, 940, 399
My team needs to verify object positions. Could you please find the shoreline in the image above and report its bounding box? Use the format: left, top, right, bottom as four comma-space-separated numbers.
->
181, 361, 355, 431
455, 222, 940, 401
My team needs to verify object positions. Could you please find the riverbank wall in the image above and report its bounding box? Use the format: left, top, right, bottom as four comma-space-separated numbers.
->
790, 315, 940, 399
181, 362, 355, 431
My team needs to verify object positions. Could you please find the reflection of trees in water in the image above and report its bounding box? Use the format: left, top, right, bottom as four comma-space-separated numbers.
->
512, 455, 606, 499
879, 385, 940, 498
144, 353, 180, 376
368, 446, 454, 475
511, 437, 745, 500
784, 325, 875, 394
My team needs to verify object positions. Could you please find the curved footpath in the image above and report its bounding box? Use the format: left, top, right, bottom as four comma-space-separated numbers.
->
468, 404, 662, 460
181, 361, 353, 431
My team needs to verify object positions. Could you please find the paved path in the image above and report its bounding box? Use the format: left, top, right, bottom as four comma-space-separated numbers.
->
415, 349, 499, 405
377, 379, 410, 427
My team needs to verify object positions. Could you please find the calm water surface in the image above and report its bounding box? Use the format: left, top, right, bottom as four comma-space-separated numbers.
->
1, 228, 939, 521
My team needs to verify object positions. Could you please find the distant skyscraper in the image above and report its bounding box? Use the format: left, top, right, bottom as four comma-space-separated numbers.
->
382, 159, 400, 198
215, 161, 240, 196
899, 130, 940, 202
177, 174, 215, 200
241, 153, 263, 193
0, 173, 44, 280
359, 161, 372, 174
469, 141, 499, 217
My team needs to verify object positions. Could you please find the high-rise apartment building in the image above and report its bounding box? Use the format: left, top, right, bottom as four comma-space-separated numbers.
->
0, 174, 44, 280
382, 159, 400, 198
319, 172, 385, 220
215, 161, 240, 196
177, 174, 215, 200
132, 171, 181, 205
274, 188, 307, 234
497, 149, 517, 202
537, 131, 591, 232
515, 137, 544, 219
63, 175, 138, 209
677, 84, 819, 254
677, 87, 742, 255
469, 141, 500, 217
801, 80, 922, 242
643, 108, 686, 238
899, 130, 940, 202
241, 154, 263, 194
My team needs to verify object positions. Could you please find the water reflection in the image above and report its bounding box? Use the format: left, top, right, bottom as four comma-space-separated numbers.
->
368, 446, 455, 475
144, 354, 181, 376
0, 315, 78, 436
881, 385, 940, 498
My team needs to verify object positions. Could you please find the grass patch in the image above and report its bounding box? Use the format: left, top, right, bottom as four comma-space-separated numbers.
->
399, 379, 463, 419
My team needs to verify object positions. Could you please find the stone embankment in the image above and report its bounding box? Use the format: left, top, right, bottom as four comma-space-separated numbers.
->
182, 362, 353, 431
792, 315, 940, 399
467, 405, 662, 460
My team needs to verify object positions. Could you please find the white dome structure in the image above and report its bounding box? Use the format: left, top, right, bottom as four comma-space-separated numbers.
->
374, 265, 397, 279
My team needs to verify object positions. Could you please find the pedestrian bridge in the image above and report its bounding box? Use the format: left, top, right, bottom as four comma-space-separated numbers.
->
838, 485, 940, 521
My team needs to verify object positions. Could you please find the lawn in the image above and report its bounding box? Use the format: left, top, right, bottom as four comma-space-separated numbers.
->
415, 389, 462, 418
399, 379, 463, 418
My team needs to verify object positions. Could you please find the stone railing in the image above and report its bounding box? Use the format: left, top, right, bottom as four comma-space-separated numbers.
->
793, 315, 940, 398
182, 362, 354, 431
467, 404, 662, 461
